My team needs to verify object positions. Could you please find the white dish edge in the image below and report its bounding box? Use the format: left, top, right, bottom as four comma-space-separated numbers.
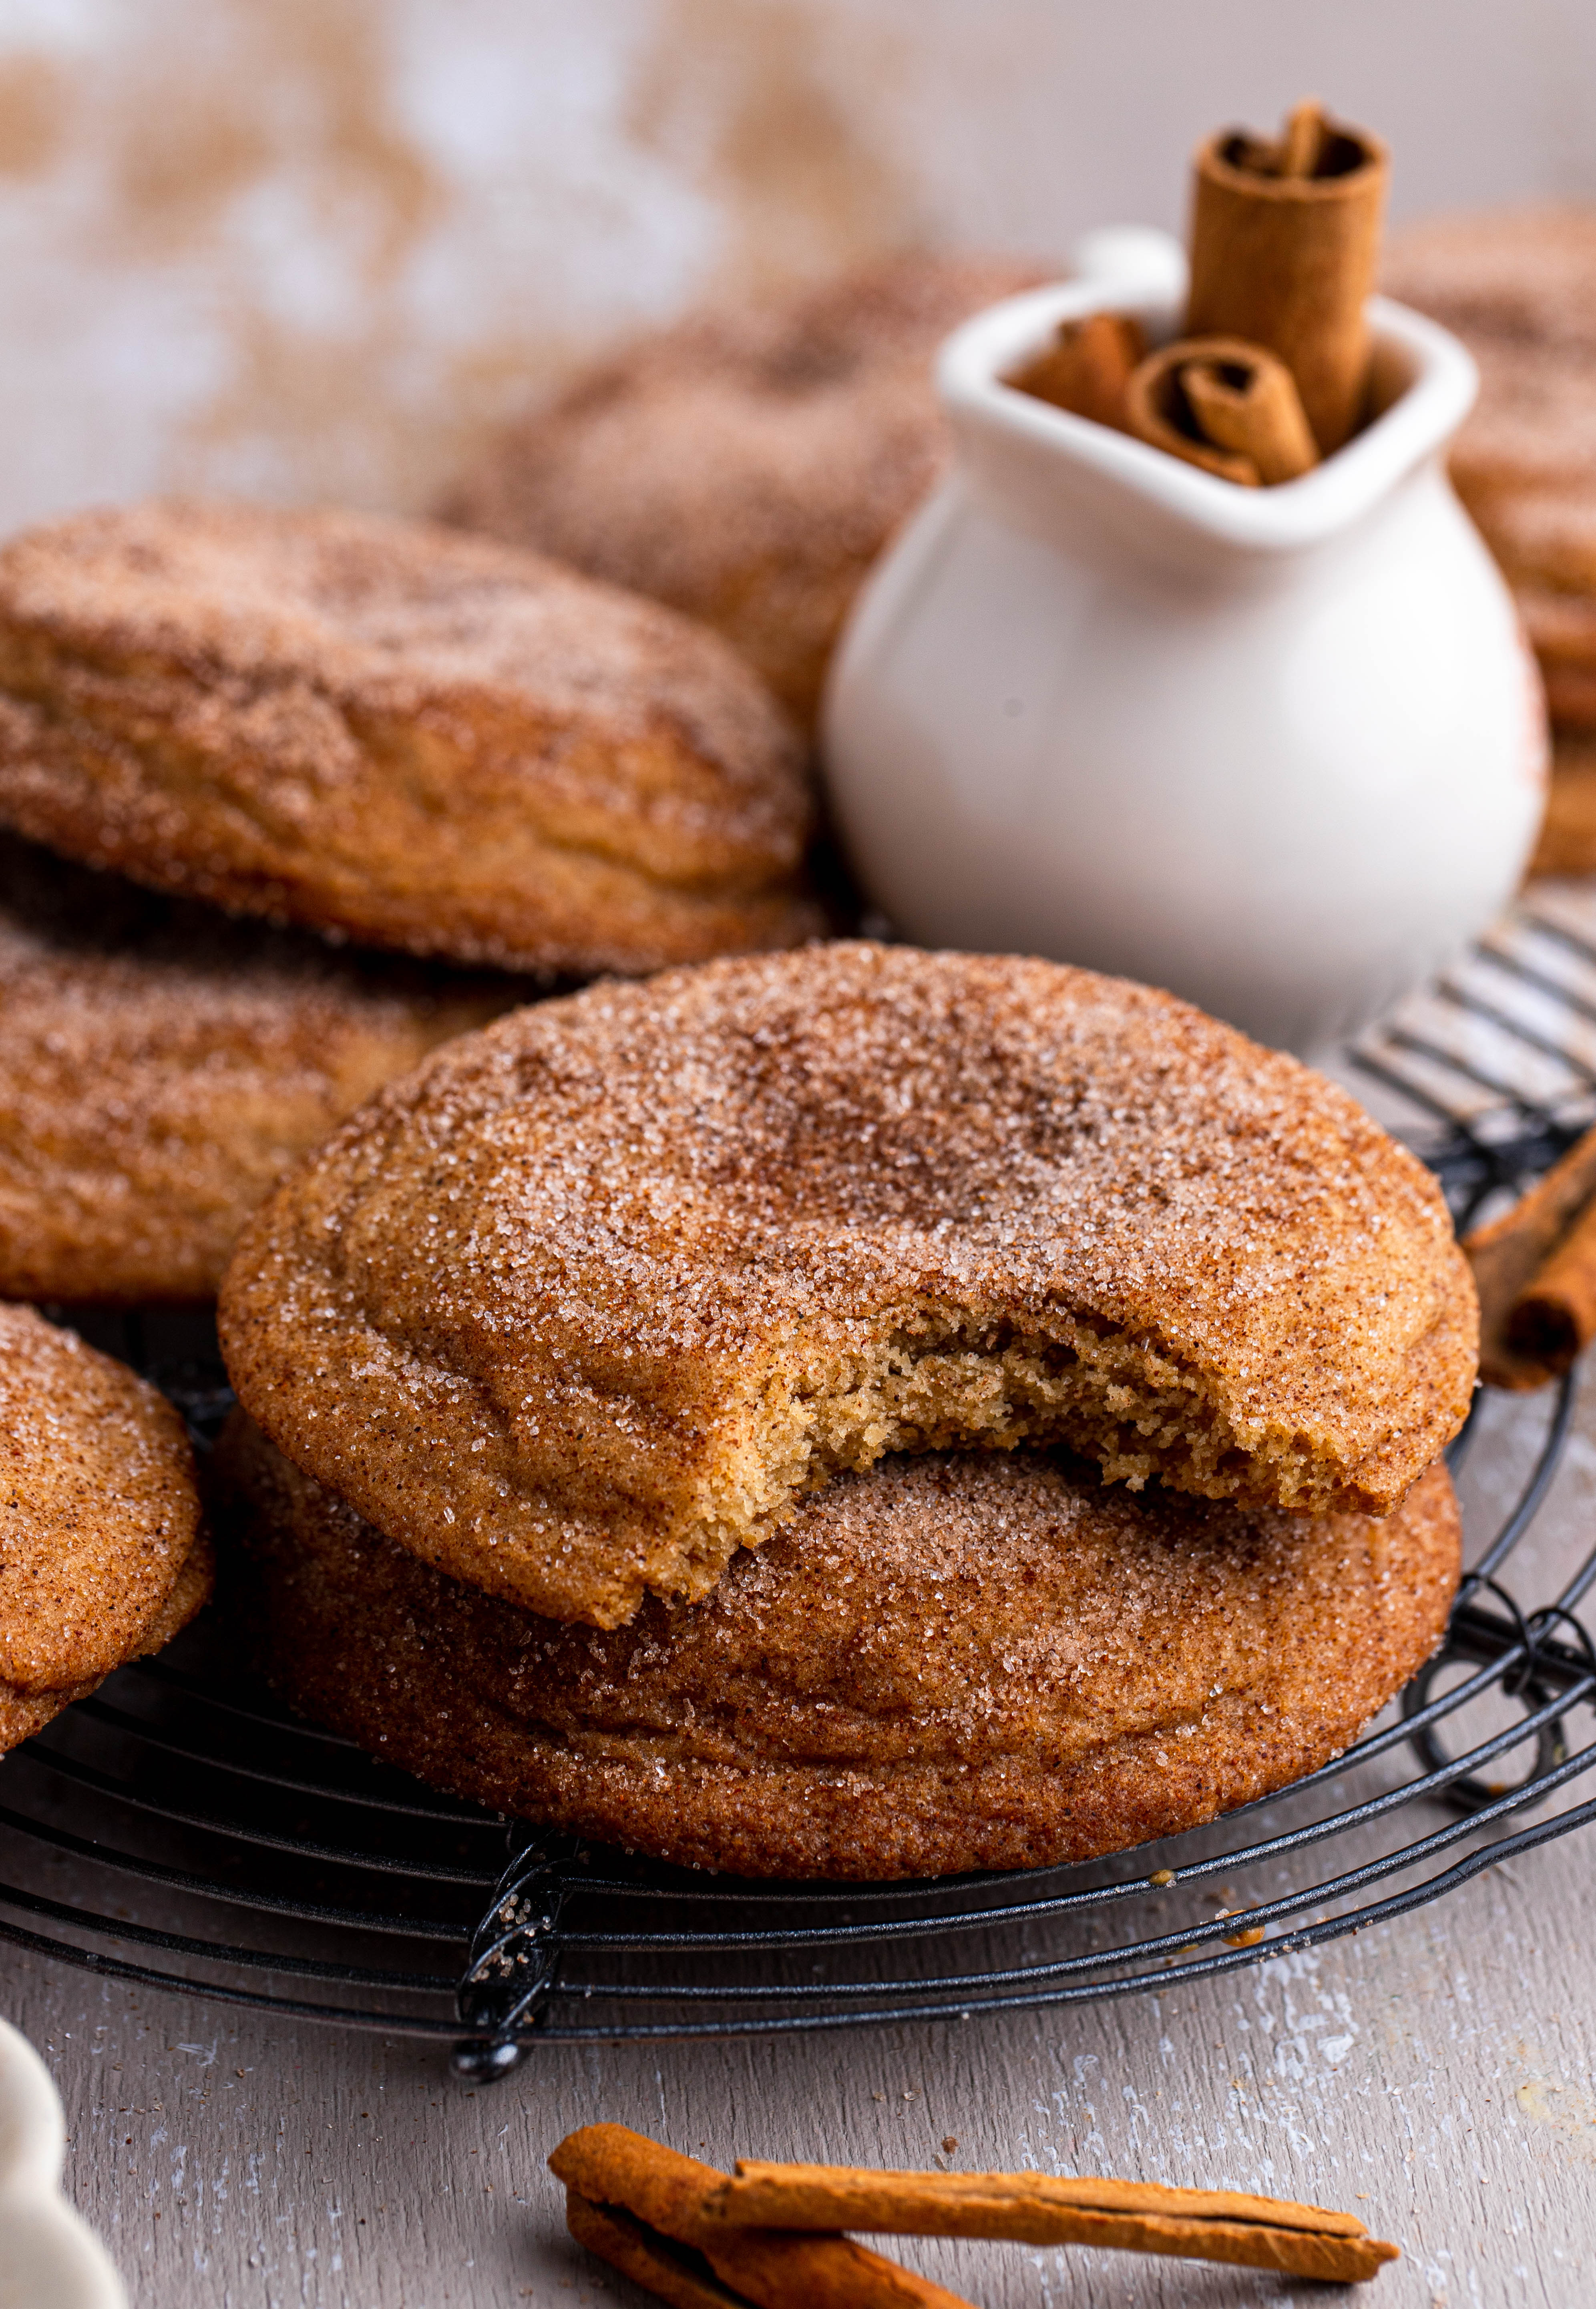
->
0, 2016, 127, 2309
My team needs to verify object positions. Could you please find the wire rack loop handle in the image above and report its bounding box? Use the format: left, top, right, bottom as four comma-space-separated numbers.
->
1403, 1578, 1592, 1815
451, 1827, 582, 2080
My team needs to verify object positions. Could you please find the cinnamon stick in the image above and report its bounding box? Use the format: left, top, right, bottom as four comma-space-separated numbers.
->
1275, 96, 1328, 182
1505, 1192, 1596, 1375
1123, 337, 1318, 487
1185, 98, 1389, 453
707, 2163, 1399, 2285
1180, 346, 1320, 484
1464, 1121, 1596, 1388
565, 2192, 754, 2309
549, 2127, 975, 2309
1009, 311, 1146, 431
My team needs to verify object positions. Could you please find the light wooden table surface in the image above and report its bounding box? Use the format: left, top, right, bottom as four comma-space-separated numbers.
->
7, 1378, 1596, 2309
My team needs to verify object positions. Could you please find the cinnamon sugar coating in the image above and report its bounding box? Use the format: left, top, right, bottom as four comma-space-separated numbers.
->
0, 1304, 208, 1754
1385, 221, 1596, 543
1385, 208, 1596, 733
1480, 484, 1596, 599
0, 500, 819, 975
219, 944, 1477, 1629
1385, 205, 1596, 354
0, 1529, 213, 1754
219, 1417, 1459, 1880
1529, 736, 1596, 877
441, 253, 1051, 730
0, 834, 523, 1303
1516, 587, 1596, 735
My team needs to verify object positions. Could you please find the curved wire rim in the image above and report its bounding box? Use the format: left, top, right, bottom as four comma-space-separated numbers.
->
7, 1598, 1584, 1955
4, 1781, 1594, 2044
10, 1682, 1589, 2002
6, 1370, 1580, 1941
2, 1336, 1590, 2040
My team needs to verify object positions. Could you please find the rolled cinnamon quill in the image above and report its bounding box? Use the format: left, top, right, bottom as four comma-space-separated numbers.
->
550, 2126, 975, 2309
1508, 1213, 1596, 1374
1009, 310, 1146, 431
1464, 1121, 1596, 1388
709, 2162, 1399, 2285
1186, 97, 1388, 453
565, 2193, 753, 2309
1124, 336, 1319, 487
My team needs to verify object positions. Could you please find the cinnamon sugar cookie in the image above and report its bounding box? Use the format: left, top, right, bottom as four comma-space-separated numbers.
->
1448, 342, 1596, 510
0, 833, 520, 1304
1478, 476, 1596, 724
219, 944, 1477, 1629
0, 501, 818, 976
1528, 735, 1596, 876
1386, 209, 1596, 737
0, 1304, 209, 1753
219, 1417, 1459, 1880
1385, 205, 1596, 355
442, 253, 1050, 729
1517, 590, 1596, 734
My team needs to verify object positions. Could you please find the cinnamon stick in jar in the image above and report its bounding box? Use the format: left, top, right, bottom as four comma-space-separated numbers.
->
1185, 97, 1389, 454
1009, 311, 1146, 430
1124, 336, 1319, 486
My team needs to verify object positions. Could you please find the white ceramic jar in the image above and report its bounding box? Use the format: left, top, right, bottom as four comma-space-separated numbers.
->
821, 270, 1547, 1056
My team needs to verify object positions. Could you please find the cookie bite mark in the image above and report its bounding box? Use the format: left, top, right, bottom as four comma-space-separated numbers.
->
665, 1298, 1441, 1570
219, 944, 1477, 1629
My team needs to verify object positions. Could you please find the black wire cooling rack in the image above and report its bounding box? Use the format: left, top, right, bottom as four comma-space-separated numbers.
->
6, 898, 1596, 2079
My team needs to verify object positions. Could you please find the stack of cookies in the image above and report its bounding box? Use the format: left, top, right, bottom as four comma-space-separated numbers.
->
0, 497, 817, 1304
215, 943, 1474, 1879
1386, 208, 1596, 875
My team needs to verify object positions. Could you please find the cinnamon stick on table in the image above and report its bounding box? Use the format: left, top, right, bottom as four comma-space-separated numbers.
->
1469, 1122, 1596, 1385
1185, 96, 1389, 453
707, 2162, 1400, 2286
1009, 310, 1146, 430
565, 2192, 754, 2309
1465, 1120, 1596, 1386
550, 2128, 1400, 2297
1510, 1200, 1596, 1372
550, 2126, 975, 2309
1124, 336, 1319, 486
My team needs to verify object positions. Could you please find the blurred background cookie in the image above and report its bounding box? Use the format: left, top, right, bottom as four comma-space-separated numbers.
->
0, 500, 819, 976
219, 1416, 1459, 1881
0, 1304, 209, 1753
441, 253, 1050, 732
1528, 736, 1596, 878
218, 943, 1477, 1629
0, 834, 523, 1305
1387, 206, 1596, 870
